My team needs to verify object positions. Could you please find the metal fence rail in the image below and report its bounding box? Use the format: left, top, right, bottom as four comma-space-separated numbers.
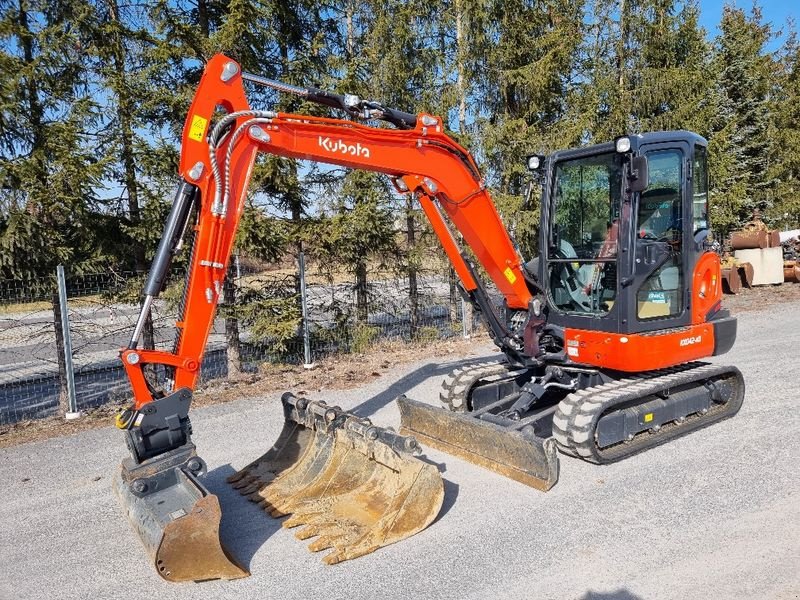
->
0, 260, 479, 425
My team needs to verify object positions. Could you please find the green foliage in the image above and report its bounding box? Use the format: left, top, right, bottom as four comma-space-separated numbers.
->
350, 322, 380, 354
0, 0, 111, 285
1, 0, 799, 307
222, 277, 301, 353
708, 5, 775, 236
768, 29, 800, 229
312, 171, 398, 274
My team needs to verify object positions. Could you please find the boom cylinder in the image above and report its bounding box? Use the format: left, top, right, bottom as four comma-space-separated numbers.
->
143, 182, 197, 297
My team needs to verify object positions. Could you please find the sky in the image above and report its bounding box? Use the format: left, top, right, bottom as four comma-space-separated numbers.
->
698, 0, 797, 49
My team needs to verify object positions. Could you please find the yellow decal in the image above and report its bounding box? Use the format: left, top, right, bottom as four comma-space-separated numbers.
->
188, 115, 208, 142
503, 267, 517, 284
644, 412, 654, 423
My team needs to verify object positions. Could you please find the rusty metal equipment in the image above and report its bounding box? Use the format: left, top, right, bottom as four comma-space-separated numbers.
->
227, 393, 444, 565
785, 260, 800, 283
721, 265, 742, 294
730, 220, 771, 250
396, 395, 559, 491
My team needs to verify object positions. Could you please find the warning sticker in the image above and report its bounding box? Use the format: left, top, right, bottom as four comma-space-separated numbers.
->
188, 114, 208, 142
503, 267, 517, 284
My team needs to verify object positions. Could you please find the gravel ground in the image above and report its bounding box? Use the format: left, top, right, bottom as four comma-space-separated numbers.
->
1, 299, 799, 600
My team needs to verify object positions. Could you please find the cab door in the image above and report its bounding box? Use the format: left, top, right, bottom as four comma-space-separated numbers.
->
627, 141, 691, 332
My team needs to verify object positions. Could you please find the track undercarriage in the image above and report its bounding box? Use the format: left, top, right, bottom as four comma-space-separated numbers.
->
400, 359, 744, 489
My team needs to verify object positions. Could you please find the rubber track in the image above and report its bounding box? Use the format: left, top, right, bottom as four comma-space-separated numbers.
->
439, 361, 515, 412
551, 362, 745, 464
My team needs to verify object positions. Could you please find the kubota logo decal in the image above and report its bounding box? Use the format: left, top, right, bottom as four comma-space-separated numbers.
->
679, 336, 702, 347
318, 136, 371, 158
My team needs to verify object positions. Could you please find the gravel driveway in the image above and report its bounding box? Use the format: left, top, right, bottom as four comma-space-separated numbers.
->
1, 297, 798, 600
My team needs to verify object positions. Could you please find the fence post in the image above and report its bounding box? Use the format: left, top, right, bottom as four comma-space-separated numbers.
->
298, 250, 314, 368
56, 265, 80, 419
461, 297, 472, 339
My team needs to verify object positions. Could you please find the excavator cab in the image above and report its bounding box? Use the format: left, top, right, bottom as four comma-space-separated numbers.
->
539, 132, 715, 336
530, 132, 737, 367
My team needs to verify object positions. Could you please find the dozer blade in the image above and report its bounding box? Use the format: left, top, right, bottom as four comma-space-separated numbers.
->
227, 392, 444, 564
397, 395, 559, 491
114, 445, 249, 583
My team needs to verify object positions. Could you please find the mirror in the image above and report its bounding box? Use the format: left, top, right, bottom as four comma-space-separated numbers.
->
629, 155, 649, 192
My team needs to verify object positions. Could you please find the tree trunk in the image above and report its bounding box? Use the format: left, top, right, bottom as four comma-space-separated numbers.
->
406, 196, 419, 338
52, 289, 69, 415
455, 0, 467, 135
346, 0, 355, 59
355, 261, 368, 323
106, 0, 155, 350
448, 267, 459, 323
224, 260, 242, 377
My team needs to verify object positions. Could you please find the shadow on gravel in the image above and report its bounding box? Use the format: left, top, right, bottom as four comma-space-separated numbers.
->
205, 464, 282, 573
580, 590, 644, 600
350, 353, 499, 417
432, 478, 459, 524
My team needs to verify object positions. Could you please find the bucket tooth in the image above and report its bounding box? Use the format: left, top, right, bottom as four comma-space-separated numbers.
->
397, 395, 560, 491
283, 511, 323, 528
228, 393, 445, 564
308, 536, 336, 552
114, 446, 248, 583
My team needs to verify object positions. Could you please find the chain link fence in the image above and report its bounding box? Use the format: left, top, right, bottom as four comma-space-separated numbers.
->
0, 258, 480, 425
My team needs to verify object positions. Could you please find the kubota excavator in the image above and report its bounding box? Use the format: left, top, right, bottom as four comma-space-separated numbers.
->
113, 54, 744, 582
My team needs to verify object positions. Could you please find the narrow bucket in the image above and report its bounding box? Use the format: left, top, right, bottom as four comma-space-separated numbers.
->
227, 393, 444, 564
114, 449, 248, 582
397, 395, 559, 491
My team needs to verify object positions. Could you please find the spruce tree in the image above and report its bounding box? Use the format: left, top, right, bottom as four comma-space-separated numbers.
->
768, 28, 800, 229
478, 0, 585, 258
0, 0, 108, 280
0, 0, 109, 413
709, 5, 774, 235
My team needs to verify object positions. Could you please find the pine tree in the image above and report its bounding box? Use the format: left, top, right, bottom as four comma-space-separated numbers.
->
0, 0, 109, 279
0, 0, 110, 413
576, 0, 713, 140
709, 5, 774, 235
478, 0, 585, 258
768, 28, 800, 229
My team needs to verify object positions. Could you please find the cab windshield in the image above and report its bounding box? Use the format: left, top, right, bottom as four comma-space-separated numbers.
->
548, 152, 622, 315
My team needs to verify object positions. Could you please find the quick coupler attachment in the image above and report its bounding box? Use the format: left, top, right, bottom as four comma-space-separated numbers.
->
114, 390, 248, 582
397, 395, 559, 491
227, 392, 444, 565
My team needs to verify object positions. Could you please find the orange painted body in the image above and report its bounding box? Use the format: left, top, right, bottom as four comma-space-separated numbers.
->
562, 324, 715, 372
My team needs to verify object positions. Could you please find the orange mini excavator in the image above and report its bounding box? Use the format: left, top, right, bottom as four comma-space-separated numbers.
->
113, 55, 744, 582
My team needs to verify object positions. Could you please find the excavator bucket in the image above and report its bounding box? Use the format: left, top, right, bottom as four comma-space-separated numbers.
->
397, 395, 559, 491
227, 393, 444, 564
113, 446, 249, 583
